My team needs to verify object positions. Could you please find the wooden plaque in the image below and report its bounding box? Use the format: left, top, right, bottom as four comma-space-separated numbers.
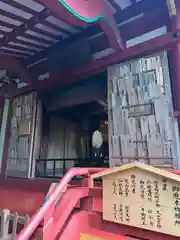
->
91, 163, 180, 237
19, 119, 31, 136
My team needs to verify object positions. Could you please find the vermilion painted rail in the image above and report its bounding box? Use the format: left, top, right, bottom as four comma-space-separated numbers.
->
169, 170, 180, 175
17, 168, 180, 240
16, 167, 105, 240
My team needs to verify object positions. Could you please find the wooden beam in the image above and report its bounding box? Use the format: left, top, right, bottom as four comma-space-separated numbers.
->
10, 29, 180, 96
46, 80, 106, 111
0, 50, 27, 59
27, 7, 169, 77
1, 0, 35, 15
114, 0, 166, 23
169, 6, 180, 112
0, 9, 52, 49
45, 30, 180, 86
0, 55, 34, 84
38, 0, 85, 27
0, 83, 17, 98
26, 0, 167, 66
108, 0, 122, 11
39, 0, 123, 51
99, 13, 124, 51
90, 8, 168, 52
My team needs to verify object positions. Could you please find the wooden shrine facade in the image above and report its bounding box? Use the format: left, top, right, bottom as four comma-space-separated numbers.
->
0, 0, 179, 178
108, 52, 180, 169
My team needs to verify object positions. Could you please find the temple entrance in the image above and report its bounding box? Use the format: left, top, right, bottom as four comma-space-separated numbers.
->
35, 73, 108, 178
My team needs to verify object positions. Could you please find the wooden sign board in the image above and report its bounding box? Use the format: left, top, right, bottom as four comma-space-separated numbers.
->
125, 103, 154, 118
91, 163, 180, 237
19, 119, 31, 136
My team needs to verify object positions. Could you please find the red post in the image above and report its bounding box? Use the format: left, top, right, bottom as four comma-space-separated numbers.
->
0, 97, 4, 129
171, 8, 180, 115
0, 99, 11, 178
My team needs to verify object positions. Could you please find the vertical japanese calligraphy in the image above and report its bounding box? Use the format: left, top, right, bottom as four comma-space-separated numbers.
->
113, 203, 117, 220
147, 210, 154, 227
103, 167, 180, 237
111, 178, 130, 197
125, 205, 130, 222
124, 179, 129, 196
154, 181, 160, 208
172, 185, 180, 226
140, 180, 145, 199
131, 174, 136, 193
119, 204, 123, 222
140, 207, 146, 225
162, 178, 168, 191
147, 180, 152, 201
112, 179, 117, 196
156, 210, 162, 229
112, 203, 130, 223
118, 179, 123, 195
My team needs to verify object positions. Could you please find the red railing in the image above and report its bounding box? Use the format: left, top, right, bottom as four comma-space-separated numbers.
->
169, 170, 180, 175
17, 168, 180, 240
16, 168, 105, 240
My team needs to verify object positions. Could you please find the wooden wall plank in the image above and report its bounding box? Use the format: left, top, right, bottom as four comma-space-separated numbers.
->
108, 52, 177, 168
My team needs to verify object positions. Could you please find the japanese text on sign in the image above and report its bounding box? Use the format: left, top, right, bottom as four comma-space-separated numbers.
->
102, 168, 180, 237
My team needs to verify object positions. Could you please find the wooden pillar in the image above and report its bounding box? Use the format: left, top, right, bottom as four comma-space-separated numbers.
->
169, 5, 180, 168
0, 99, 11, 178
0, 97, 4, 129
171, 7, 180, 116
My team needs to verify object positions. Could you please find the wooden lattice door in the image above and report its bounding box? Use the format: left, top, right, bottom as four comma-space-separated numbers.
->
6, 92, 37, 178
108, 52, 179, 169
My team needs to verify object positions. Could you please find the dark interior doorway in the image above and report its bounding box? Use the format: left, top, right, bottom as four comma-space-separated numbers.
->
36, 73, 108, 178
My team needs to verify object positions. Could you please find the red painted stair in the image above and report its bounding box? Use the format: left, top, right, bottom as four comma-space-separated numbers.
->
15, 168, 180, 240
